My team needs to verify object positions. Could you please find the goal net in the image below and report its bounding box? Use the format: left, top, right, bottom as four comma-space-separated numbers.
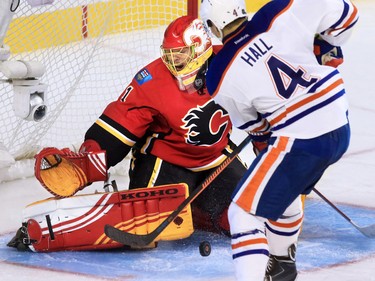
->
0, 0, 196, 181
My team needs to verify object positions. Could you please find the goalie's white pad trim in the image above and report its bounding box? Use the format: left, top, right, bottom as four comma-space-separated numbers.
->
88, 152, 106, 176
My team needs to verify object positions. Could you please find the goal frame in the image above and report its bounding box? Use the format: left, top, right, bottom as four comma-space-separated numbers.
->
0, 0, 199, 182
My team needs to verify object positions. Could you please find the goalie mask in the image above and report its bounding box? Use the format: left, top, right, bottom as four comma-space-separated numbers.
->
161, 16, 213, 91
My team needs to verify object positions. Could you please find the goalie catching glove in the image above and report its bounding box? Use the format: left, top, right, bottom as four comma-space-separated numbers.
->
34, 147, 107, 198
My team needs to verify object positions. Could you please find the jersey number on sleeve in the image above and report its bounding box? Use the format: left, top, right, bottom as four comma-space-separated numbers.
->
119, 85, 134, 102
267, 55, 318, 99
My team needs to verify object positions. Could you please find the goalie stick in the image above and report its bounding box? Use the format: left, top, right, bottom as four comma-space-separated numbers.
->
104, 134, 253, 247
313, 187, 375, 238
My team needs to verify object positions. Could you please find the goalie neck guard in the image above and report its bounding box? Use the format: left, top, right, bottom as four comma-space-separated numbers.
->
160, 16, 212, 92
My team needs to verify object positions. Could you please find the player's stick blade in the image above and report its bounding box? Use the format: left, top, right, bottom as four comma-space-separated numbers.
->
356, 223, 375, 238
104, 224, 155, 247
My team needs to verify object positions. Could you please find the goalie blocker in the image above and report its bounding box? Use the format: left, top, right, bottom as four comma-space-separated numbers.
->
8, 184, 193, 252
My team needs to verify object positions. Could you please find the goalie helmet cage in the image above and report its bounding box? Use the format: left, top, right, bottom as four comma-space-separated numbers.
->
0, 0, 198, 180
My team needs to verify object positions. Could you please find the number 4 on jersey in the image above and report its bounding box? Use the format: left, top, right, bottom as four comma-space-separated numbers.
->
267, 55, 318, 99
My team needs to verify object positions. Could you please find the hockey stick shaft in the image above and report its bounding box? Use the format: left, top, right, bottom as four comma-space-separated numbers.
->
312, 187, 375, 238
105, 134, 253, 247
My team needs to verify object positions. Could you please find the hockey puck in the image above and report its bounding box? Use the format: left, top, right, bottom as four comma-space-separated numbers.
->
173, 216, 183, 225
199, 241, 211, 256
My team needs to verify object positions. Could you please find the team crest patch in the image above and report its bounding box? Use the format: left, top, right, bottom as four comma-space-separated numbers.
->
135, 68, 152, 85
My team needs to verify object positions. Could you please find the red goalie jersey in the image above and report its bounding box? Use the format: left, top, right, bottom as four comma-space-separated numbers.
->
86, 57, 233, 171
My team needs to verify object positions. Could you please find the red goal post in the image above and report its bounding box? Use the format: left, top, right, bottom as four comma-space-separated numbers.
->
188, 0, 199, 18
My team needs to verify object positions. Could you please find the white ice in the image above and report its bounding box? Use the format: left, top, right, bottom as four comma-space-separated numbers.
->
1, 0, 375, 280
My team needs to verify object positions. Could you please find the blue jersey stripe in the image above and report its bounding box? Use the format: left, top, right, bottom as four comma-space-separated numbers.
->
233, 249, 269, 259
330, 0, 350, 30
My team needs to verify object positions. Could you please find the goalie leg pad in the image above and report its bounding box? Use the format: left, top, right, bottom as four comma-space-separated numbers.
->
13, 183, 193, 252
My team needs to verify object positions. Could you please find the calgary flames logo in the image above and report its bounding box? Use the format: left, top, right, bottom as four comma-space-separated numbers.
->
183, 19, 211, 55
181, 100, 229, 146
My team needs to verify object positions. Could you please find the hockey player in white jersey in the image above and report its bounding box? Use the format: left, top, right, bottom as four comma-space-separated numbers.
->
200, 0, 359, 280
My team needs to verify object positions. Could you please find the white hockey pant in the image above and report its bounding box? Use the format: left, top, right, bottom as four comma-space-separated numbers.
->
228, 196, 303, 281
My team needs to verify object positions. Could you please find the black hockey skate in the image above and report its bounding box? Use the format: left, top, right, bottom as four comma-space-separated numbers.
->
264, 244, 298, 281
7, 223, 32, 251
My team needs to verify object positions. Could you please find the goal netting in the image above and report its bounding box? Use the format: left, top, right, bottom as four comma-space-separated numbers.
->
0, 0, 196, 181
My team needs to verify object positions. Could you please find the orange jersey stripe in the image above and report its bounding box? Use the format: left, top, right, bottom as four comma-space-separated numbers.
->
236, 136, 289, 212
342, 4, 358, 29
329, 3, 358, 34
232, 238, 268, 250
269, 79, 344, 126
268, 215, 304, 228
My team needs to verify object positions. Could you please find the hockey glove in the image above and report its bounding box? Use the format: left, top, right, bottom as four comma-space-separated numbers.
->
252, 140, 269, 156
250, 131, 272, 156
314, 35, 343, 68
34, 147, 107, 198
247, 117, 272, 155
